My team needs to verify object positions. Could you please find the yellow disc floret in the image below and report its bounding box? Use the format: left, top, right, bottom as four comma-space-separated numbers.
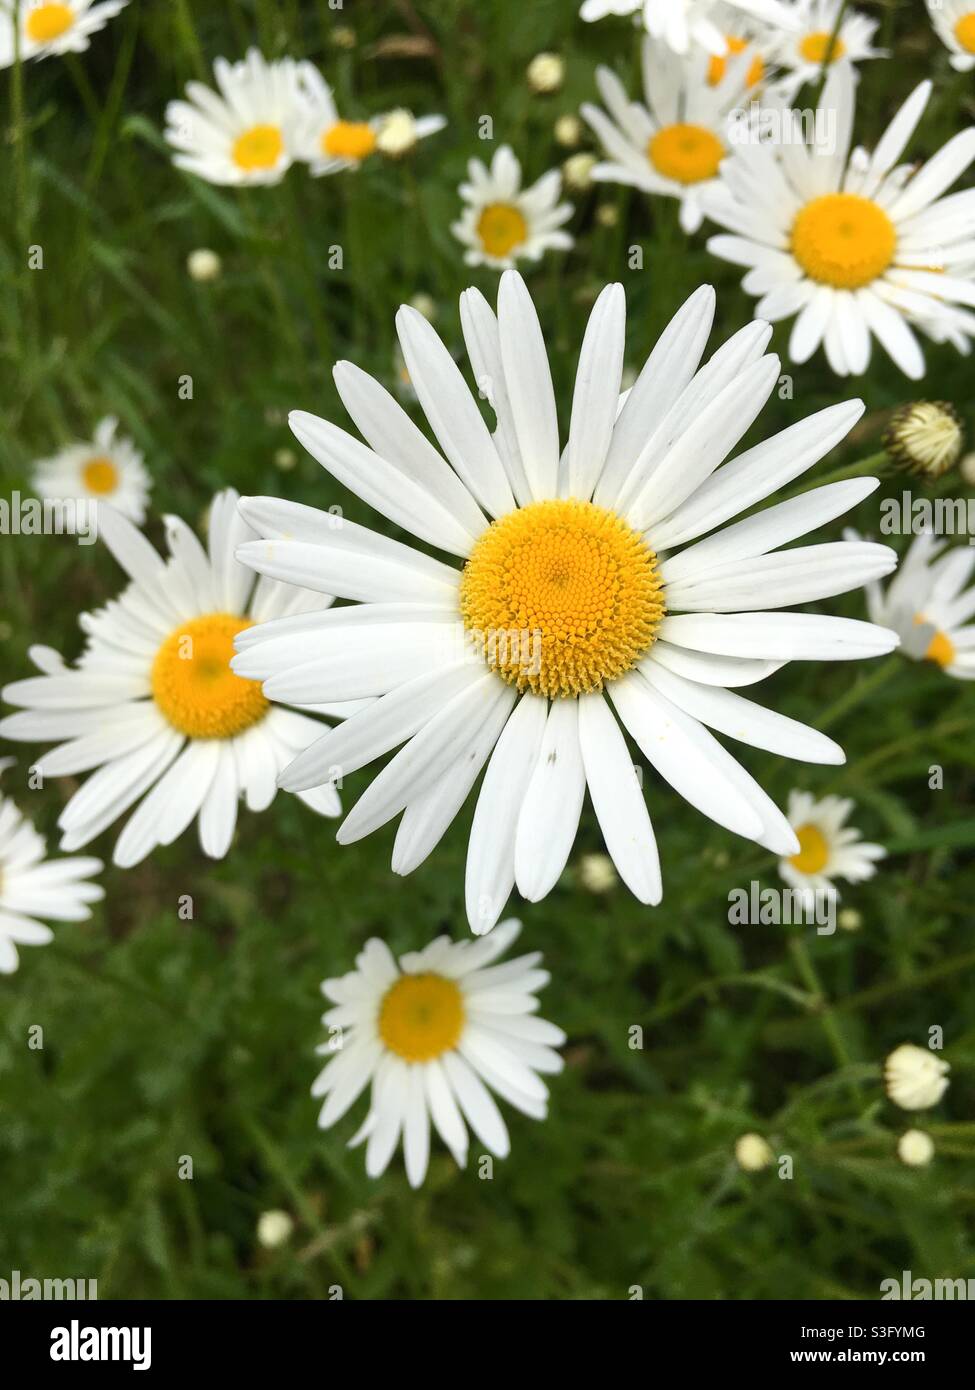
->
791, 193, 896, 290
81, 456, 119, 495
25, 2, 74, 42
151, 613, 269, 739
460, 498, 665, 699
476, 202, 529, 259
956, 14, 975, 53
322, 120, 377, 161
799, 31, 847, 64
708, 36, 764, 89
231, 124, 285, 172
648, 123, 725, 185
789, 823, 830, 875
379, 973, 465, 1063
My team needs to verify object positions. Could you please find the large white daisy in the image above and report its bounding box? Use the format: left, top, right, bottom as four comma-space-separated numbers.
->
767, 0, 884, 102
778, 789, 885, 902
313, 919, 564, 1187
703, 66, 975, 378
580, 0, 798, 56
582, 36, 759, 234
0, 490, 352, 868
293, 61, 445, 176
451, 145, 574, 271
232, 271, 899, 935
0, 763, 103, 974
164, 49, 306, 187
32, 416, 151, 525
852, 530, 975, 681
926, 0, 975, 73
0, 0, 127, 67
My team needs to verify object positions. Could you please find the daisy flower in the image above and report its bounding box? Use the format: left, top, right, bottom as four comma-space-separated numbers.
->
0, 491, 351, 868
926, 0, 975, 73
767, 0, 883, 102
580, 0, 798, 56
232, 271, 899, 934
853, 530, 975, 680
0, 762, 103, 974
293, 62, 445, 175
778, 789, 885, 902
884, 401, 964, 481
32, 416, 151, 525
704, 1, 777, 91
582, 36, 758, 234
451, 146, 574, 270
703, 66, 975, 378
0, 0, 127, 67
312, 919, 564, 1187
164, 49, 305, 187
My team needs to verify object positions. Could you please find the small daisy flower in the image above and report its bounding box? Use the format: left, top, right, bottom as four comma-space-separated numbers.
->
582, 36, 758, 234
313, 919, 565, 1187
375, 108, 446, 159
927, 0, 975, 73
578, 852, 618, 893
580, 0, 798, 56
164, 49, 305, 187
452, 146, 574, 270
256, 1209, 294, 1248
0, 766, 103, 975
0, 0, 127, 67
768, 0, 884, 102
898, 1129, 935, 1167
0, 491, 351, 868
187, 248, 222, 283
778, 790, 885, 902
884, 401, 964, 481
294, 63, 445, 175
704, 67, 975, 378
885, 1044, 950, 1111
704, 2, 775, 92
233, 273, 899, 934
527, 52, 565, 95
32, 416, 150, 526
854, 531, 975, 680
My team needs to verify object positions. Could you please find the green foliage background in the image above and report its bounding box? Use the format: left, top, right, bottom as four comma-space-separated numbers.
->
1, 0, 973, 1300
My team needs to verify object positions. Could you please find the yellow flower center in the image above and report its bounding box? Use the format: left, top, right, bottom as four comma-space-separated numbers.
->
460, 498, 665, 699
151, 613, 269, 739
956, 14, 975, 53
476, 202, 529, 259
25, 2, 74, 42
790, 193, 896, 290
789, 823, 830, 875
708, 35, 764, 89
231, 124, 285, 172
81, 456, 119, 495
322, 120, 377, 161
798, 30, 847, 64
648, 123, 724, 184
914, 615, 956, 670
378, 973, 465, 1063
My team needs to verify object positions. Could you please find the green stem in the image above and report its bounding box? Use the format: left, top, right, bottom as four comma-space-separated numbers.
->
789, 937, 854, 1078
816, 653, 901, 733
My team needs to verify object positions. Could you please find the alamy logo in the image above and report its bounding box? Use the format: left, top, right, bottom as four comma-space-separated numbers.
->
881, 1271, 975, 1300
50, 1320, 151, 1372
0, 1269, 97, 1300
0, 492, 98, 545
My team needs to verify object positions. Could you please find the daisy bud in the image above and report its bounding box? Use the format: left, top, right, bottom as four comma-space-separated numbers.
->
595, 202, 619, 227
838, 908, 862, 932
187, 248, 222, 283
527, 52, 565, 95
554, 113, 582, 147
274, 448, 297, 472
408, 293, 437, 321
330, 26, 356, 50
884, 1044, 950, 1111
897, 1130, 935, 1168
256, 1209, 294, 1249
735, 1133, 774, 1172
579, 852, 617, 893
375, 109, 420, 157
563, 152, 597, 191
883, 401, 964, 481
959, 452, 975, 487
